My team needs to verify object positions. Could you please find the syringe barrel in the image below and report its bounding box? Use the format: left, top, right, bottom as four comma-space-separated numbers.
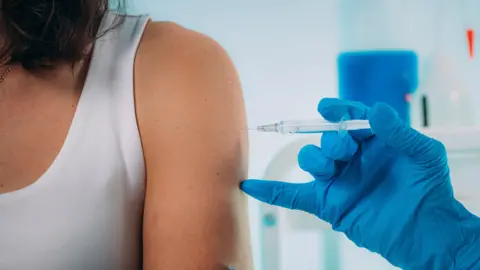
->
276, 119, 370, 134
277, 120, 342, 134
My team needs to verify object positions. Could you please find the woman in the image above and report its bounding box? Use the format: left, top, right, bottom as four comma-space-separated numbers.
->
0, 1, 253, 269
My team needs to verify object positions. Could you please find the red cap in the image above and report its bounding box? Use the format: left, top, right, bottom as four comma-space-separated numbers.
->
467, 29, 474, 58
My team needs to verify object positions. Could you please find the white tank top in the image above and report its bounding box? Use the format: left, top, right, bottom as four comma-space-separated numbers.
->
0, 11, 149, 270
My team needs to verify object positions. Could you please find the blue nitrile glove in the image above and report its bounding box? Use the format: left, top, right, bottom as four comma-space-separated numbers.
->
241, 98, 480, 270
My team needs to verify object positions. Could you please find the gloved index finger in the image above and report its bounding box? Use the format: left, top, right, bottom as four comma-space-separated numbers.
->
318, 98, 373, 140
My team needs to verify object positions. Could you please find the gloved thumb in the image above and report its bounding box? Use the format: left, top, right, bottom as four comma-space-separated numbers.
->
368, 103, 446, 162
240, 180, 319, 214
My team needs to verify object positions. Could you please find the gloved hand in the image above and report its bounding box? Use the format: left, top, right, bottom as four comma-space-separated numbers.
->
241, 98, 480, 270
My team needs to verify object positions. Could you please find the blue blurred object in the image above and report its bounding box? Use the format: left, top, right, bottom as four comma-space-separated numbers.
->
338, 50, 418, 123
242, 98, 480, 269
262, 213, 277, 227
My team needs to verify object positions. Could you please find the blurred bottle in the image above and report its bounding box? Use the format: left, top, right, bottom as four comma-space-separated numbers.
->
337, 0, 425, 124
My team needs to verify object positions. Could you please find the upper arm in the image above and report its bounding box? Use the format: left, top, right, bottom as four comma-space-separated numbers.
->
135, 22, 253, 269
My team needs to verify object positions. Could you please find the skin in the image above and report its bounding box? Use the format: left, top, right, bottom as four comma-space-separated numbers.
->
0, 20, 253, 269
136, 22, 253, 269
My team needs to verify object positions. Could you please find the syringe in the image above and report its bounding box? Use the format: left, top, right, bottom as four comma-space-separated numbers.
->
251, 119, 371, 134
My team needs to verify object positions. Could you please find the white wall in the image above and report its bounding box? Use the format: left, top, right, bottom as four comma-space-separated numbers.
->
128, 1, 340, 269
127, 0, 339, 124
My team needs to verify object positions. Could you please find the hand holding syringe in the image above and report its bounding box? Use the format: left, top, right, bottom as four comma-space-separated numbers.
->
250, 119, 371, 134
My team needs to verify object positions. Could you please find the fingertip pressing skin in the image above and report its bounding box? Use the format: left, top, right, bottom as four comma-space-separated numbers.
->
134, 22, 253, 269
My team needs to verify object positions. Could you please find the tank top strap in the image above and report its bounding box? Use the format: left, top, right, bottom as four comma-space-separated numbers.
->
80, 11, 150, 183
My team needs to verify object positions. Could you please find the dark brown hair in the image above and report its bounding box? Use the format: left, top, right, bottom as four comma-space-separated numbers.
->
0, 0, 125, 70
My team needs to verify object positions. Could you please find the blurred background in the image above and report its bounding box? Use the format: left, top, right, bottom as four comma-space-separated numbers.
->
128, 1, 480, 269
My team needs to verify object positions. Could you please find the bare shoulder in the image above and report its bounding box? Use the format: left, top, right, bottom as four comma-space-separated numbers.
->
140, 21, 215, 47
134, 19, 247, 160
134, 20, 245, 134
135, 21, 235, 86
134, 21, 252, 269
139, 21, 220, 50
134, 20, 242, 123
